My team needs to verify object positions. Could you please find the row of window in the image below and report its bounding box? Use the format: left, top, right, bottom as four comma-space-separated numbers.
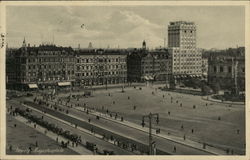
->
77, 57, 126, 63
23, 76, 71, 82
27, 70, 74, 76
173, 70, 201, 74
76, 71, 127, 77
28, 64, 74, 70
28, 57, 74, 63
213, 66, 245, 73
174, 62, 201, 65
76, 65, 126, 70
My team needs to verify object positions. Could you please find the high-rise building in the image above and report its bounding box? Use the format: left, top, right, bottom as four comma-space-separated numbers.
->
167, 21, 202, 82
168, 21, 196, 49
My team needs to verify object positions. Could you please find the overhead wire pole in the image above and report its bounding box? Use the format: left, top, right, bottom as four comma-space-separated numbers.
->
142, 112, 159, 155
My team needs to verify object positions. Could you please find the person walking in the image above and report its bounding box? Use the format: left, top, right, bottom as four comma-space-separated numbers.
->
173, 146, 176, 153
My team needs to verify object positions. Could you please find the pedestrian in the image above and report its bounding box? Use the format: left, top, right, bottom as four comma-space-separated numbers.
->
168, 111, 170, 116
183, 135, 186, 140
203, 143, 206, 149
56, 137, 58, 142
29, 146, 32, 154
34, 124, 36, 128
133, 105, 136, 110
9, 145, 12, 152
237, 129, 240, 134
128, 96, 130, 100
88, 118, 91, 123
191, 129, 194, 134
173, 146, 176, 153
121, 117, 124, 121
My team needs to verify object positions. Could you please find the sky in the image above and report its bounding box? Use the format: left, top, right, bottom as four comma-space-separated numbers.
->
6, 5, 245, 49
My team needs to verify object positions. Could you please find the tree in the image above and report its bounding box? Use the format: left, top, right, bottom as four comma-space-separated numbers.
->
201, 84, 212, 95
212, 82, 221, 94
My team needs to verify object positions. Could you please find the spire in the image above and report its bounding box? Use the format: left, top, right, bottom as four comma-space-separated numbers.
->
88, 42, 93, 48
22, 37, 26, 47
142, 40, 146, 50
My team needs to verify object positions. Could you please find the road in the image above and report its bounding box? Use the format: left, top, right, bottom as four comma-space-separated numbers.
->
22, 100, 213, 155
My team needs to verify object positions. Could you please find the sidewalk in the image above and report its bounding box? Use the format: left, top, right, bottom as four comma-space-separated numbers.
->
14, 115, 93, 155
201, 95, 245, 105
22, 103, 137, 155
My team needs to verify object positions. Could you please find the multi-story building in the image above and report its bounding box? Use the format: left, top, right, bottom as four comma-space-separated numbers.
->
167, 21, 202, 80
127, 41, 171, 82
207, 47, 245, 93
6, 39, 76, 90
201, 57, 208, 81
75, 48, 127, 87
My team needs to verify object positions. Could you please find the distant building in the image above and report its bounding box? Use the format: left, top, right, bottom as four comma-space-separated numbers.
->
201, 57, 208, 81
75, 48, 127, 86
167, 21, 202, 83
207, 47, 245, 93
6, 39, 76, 90
127, 41, 171, 82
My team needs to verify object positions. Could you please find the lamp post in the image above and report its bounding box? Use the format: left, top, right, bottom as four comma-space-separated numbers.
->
141, 112, 159, 155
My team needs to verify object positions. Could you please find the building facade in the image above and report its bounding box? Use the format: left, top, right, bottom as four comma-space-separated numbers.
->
207, 47, 245, 93
75, 49, 127, 87
6, 40, 76, 90
127, 43, 171, 82
167, 21, 202, 81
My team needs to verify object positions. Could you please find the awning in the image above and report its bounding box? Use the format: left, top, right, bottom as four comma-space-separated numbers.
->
148, 76, 154, 80
58, 82, 71, 86
28, 84, 38, 89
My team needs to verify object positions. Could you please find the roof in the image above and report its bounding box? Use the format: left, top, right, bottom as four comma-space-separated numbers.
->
76, 48, 129, 56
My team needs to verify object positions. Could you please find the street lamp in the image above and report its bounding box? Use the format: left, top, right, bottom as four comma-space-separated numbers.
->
142, 112, 159, 155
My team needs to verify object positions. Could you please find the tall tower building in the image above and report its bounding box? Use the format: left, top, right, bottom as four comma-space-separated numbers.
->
168, 21, 196, 49
167, 21, 202, 81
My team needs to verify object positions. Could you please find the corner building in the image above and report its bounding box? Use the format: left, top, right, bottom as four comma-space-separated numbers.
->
6, 40, 76, 90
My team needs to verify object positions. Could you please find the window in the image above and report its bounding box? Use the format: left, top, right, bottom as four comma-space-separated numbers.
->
242, 67, 245, 73
228, 66, 232, 73
214, 66, 217, 73
220, 66, 223, 72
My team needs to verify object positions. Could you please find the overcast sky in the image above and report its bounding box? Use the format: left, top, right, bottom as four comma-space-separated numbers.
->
6, 5, 245, 49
